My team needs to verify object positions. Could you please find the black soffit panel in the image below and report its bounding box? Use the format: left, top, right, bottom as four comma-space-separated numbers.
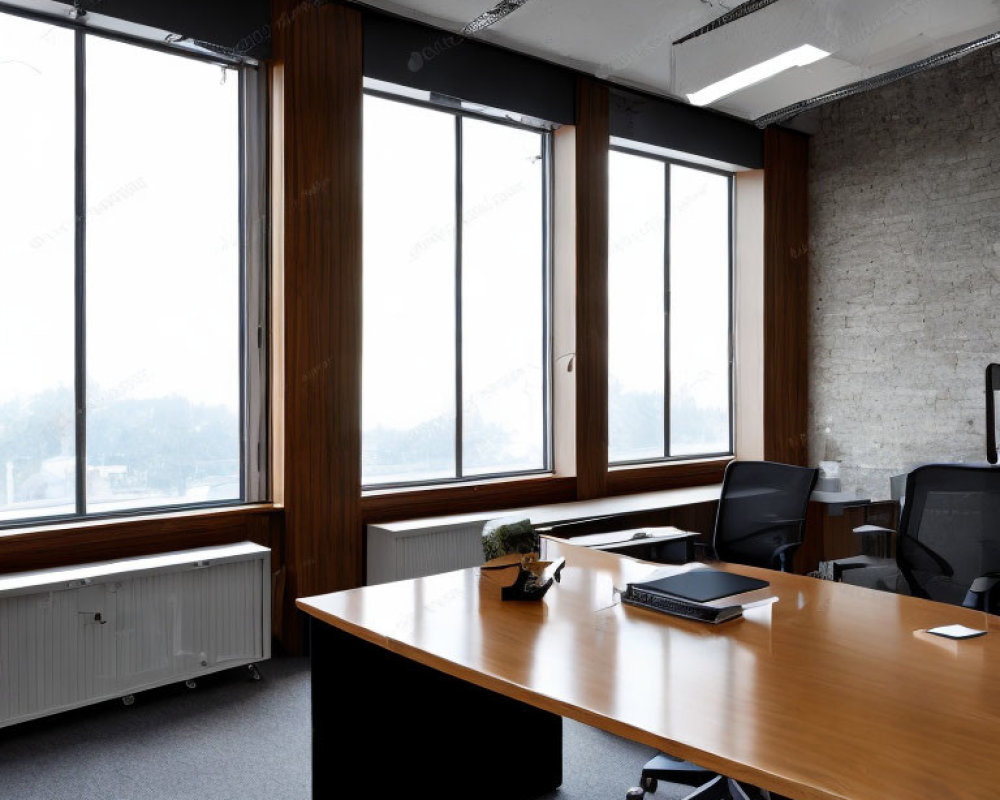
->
50, 0, 271, 59
362, 8, 765, 168
362, 9, 576, 126
611, 88, 764, 170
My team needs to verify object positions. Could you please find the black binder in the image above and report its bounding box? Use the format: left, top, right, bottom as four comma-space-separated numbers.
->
631, 568, 768, 603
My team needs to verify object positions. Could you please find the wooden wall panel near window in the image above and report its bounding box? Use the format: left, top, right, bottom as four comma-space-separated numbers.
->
574, 77, 610, 500
0, 507, 280, 578
361, 477, 577, 526
606, 459, 728, 496
272, 0, 364, 651
763, 127, 809, 466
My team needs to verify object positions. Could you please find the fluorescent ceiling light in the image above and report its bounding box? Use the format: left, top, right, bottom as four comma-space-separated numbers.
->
686, 44, 830, 106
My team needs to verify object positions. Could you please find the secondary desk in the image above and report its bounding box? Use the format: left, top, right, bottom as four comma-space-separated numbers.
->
298, 541, 1000, 800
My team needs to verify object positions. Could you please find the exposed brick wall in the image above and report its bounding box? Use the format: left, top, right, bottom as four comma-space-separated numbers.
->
808, 45, 1000, 500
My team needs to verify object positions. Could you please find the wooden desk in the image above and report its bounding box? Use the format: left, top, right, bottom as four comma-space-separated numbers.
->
298, 542, 1000, 800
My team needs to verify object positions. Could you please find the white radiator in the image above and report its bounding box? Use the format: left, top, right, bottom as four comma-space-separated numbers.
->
367, 519, 489, 585
0, 542, 270, 728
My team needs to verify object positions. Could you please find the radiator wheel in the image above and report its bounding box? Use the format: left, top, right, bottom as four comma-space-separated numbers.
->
185, 679, 198, 689
247, 663, 261, 681
121, 694, 135, 707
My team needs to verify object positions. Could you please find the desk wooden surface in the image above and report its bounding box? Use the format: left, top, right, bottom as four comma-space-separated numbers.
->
298, 542, 1000, 800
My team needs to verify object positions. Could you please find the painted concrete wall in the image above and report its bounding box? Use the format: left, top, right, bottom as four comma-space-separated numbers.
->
808, 46, 1000, 499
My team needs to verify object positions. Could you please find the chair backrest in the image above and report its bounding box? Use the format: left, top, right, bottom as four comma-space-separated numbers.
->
896, 464, 1000, 609
713, 460, 818, 571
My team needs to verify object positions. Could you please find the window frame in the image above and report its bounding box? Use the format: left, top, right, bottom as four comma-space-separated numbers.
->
0, 7, 267, 530
607, 143, 736, 468
360, 87, 554, 491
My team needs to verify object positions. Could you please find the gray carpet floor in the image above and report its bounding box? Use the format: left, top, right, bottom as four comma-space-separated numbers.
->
0, 657, 693, 800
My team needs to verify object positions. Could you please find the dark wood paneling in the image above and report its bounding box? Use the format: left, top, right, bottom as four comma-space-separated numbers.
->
763, 127, 809, 466
606, 459, 729, 497
574, 77, 610, 500
796, 499, 900, 575
273, 0, 364, 651
0, 506, 280, 575
361, 476, 577, 526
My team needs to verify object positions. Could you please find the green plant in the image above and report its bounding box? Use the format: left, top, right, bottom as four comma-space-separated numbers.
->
482, 518, 537, 561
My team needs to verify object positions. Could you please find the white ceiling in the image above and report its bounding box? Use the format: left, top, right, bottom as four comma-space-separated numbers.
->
356, 0, 1000, 122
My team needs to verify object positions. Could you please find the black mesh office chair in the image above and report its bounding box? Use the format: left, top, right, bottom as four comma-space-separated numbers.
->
709, 460, 820, 571
638, 460, 818, 797
895, 464, 1000, 611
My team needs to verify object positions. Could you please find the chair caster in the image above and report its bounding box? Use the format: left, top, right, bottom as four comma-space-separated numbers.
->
641, 776, 658, 794
185, 679, 197, 689
247, 663, 261, 681
626, 788, 646, 799
121, 694, 135, 707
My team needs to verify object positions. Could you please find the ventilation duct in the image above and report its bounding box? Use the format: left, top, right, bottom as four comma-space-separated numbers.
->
463, 0, 533, 36
673, 0, 783, 46
755, 29, 1000, 128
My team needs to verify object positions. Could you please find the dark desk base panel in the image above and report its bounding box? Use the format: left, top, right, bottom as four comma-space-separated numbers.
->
310, 618, 563, 799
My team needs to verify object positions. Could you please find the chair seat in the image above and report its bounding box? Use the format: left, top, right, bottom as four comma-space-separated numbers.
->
823, 555, 908, 594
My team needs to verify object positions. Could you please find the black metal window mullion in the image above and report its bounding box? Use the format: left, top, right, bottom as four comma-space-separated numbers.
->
541, 132, 553, 471
73, 30, 87, 516
727, 176, 736, 456
454, 114, 464, 480
237, 68, 247, 503
662, 163, 671, 461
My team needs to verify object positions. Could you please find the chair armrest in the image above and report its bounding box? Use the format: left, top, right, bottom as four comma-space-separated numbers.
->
962, 572, 1000, 611
852, 524, 895, 537
771, 541, 801, 573
829, 556, 890, 582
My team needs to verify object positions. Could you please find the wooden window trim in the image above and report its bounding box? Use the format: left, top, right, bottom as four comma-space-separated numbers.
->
0, 504, 281, 574
606, 458, 730, 496
361, 475, 577, 525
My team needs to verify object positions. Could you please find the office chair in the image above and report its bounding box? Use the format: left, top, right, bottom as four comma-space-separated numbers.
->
627, 775, 761, 799
638, 460, 818, 796
894, 464, 1000, 611
833, 464, 1000, 607
709, 460, 820, 571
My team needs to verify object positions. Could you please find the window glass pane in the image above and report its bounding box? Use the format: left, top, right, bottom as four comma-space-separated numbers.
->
461, 118, 545, 476
362, 96, 456, 484
86, 38, 241, 512
608, 151, 665, 463
0, 16, 75, 522
669, 164, 731, 456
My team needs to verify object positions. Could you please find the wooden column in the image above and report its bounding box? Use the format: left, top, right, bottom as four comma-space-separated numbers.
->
272, 0, 363, 651
574, 77, 610, 500
763, 127, 809, 466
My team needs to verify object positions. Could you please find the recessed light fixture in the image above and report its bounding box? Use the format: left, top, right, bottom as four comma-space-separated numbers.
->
686, 44, 830, 106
